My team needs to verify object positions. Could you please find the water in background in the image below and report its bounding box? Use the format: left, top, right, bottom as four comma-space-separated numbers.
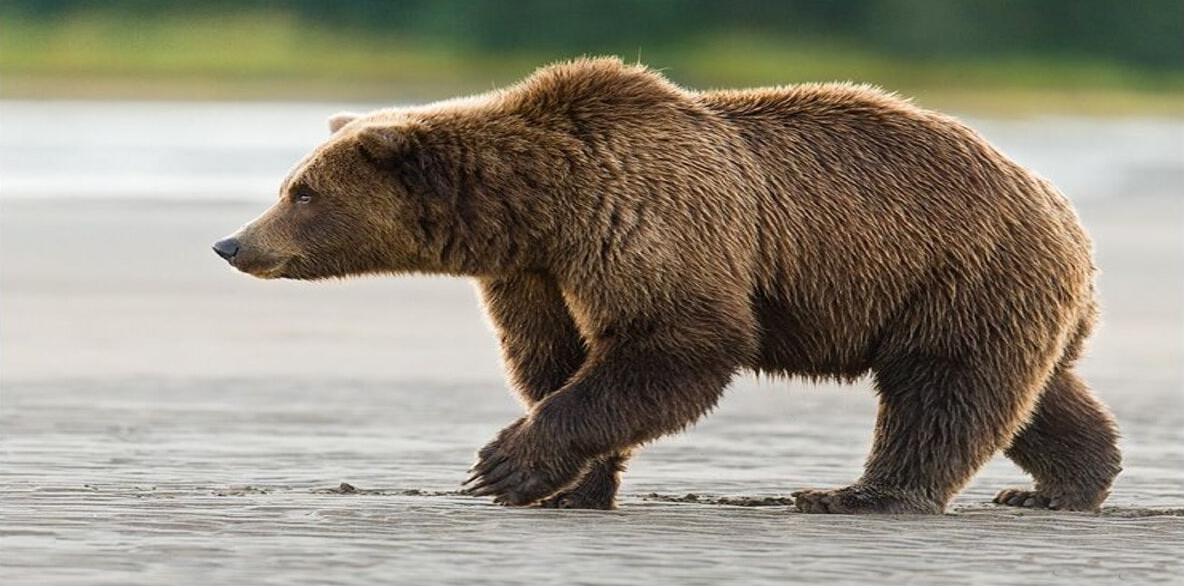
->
1, 100, 1181, 201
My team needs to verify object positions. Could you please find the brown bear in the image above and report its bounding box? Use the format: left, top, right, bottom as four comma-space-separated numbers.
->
213, 57, 1121, 514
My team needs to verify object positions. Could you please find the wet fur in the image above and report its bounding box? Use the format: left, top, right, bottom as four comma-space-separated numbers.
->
223, 58, 1121, 513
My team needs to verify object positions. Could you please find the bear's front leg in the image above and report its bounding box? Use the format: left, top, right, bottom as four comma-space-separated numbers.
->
476, 274, 613, 506
466, 311, 751, 506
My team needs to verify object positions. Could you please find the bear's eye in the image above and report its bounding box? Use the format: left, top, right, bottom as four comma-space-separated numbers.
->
294, 190, 314, 205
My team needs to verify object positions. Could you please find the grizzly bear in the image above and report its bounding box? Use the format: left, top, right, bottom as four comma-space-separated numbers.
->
213, 57, 1121, 514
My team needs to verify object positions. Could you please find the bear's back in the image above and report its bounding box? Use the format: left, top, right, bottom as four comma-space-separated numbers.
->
695, 83, 1087, 271
695, 83, 1095, 371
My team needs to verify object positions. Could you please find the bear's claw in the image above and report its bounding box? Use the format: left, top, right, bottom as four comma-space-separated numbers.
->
464, 456, 554, 506
792, 485, 943, 514
993, 488, 1067, 510
464, 417, 584, 506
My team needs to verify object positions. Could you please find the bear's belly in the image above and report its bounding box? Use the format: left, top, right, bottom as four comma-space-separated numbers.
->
750, 292, 874, 380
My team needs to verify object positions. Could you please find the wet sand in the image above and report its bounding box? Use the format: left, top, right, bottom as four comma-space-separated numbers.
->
1, 196, 1181, 585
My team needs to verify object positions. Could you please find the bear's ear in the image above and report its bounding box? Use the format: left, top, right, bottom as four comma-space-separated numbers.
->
328, 112, 362, 133
357, 123, 449, 196
355, 124, 422, 163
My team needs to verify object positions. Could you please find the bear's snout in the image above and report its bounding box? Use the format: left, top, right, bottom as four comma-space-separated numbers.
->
212, 232, 291, 279
212, 237, 240, 261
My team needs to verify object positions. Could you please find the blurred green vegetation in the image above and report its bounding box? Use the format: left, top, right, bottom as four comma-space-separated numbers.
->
2, 0, 1181, 112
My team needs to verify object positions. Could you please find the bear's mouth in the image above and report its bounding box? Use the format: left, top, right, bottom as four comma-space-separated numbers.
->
244, 264, 287, 280
229, 252, 292, 280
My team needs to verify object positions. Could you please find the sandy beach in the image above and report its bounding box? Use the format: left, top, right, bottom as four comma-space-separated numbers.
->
2, 112, 1182, 583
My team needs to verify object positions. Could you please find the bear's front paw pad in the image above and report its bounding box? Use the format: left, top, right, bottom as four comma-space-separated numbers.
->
792, 486, 941, 514
537, 487, 615, 510
993, 488, 1060, 510
537, 493, 582, 509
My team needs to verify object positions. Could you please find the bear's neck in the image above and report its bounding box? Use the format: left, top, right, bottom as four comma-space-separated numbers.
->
406, 107, 620, 278
422, 165, 566, 278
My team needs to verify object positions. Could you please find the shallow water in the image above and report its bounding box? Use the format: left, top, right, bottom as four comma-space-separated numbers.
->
1, 100, 1182, 202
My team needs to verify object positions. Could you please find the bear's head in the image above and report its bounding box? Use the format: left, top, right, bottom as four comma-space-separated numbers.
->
213, 113, 445, 280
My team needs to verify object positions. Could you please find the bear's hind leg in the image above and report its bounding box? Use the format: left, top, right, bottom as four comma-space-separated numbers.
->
995, 367, 1121, 511
795, 356, 1040, 514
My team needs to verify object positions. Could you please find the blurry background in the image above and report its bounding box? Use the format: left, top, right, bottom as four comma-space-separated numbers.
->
2, 3, 1182, 584
2, 0, 1181, 111
2, 0, 1181, 203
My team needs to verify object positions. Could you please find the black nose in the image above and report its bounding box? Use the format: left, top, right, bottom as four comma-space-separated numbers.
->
212, 237, 240, 260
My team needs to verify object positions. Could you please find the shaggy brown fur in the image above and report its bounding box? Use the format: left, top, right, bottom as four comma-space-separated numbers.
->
214, 57, 1121, 514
